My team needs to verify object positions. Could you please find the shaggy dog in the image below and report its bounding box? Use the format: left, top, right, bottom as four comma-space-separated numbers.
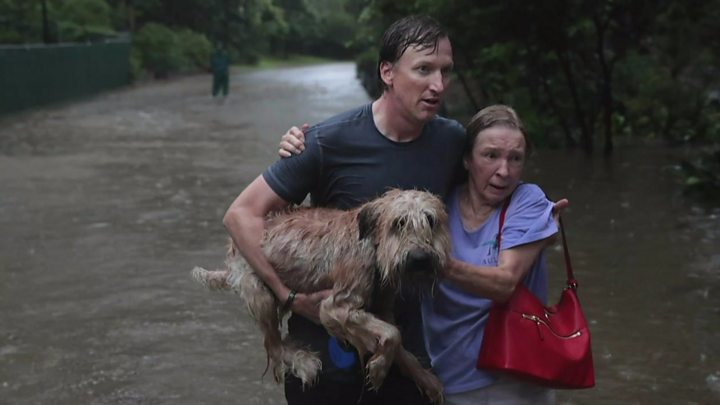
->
192, 189, 450, 403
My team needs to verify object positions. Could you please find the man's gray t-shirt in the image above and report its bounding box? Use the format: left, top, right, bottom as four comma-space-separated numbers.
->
263, 103, 464, 377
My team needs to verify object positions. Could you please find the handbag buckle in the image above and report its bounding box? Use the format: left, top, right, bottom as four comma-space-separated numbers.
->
521, 313, 583, 340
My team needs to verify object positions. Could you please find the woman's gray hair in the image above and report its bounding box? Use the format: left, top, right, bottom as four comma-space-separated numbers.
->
464, 104, 532, 158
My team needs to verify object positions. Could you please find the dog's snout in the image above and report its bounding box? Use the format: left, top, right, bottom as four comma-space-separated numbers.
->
406, 249, 434, 272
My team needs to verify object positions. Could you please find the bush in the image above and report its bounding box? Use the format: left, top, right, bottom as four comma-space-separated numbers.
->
132, 23, 184, 78
176, 29, 212, 72
56, 0, 115, 42
355, 48, 379, 99
128, 47, 146, 81
131, 23, 213, 78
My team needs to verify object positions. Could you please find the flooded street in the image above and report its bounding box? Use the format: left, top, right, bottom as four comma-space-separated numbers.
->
524, 147, 720, 404
1, 62, 718, 404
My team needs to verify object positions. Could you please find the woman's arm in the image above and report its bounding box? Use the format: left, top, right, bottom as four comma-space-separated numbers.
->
444, 237, 552, 303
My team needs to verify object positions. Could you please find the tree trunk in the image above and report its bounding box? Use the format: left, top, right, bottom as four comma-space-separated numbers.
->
594, 14, 614, 157
528, 44, 576, 148
453, 44, 485, 111
41, 0, 50, 43
454, 67, 479, 113
555, 48, 593, 154
540, 75, 575, 148
126, 0, 136, 32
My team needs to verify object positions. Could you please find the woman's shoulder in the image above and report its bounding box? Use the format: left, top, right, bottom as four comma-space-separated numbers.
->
513, 182, 548, 201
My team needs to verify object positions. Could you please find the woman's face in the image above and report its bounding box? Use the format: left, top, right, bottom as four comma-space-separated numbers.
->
464, 126, 526, 206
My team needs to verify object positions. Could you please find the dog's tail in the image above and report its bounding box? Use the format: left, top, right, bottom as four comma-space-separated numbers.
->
191, 266, 232, 291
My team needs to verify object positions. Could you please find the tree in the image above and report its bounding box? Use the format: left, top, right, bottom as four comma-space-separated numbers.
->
354, 0, 719, 156
55, 0, 115, 41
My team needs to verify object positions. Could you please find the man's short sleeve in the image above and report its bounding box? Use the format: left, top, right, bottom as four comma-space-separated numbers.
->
501, 183, 558, 250
262, 130, 322, 205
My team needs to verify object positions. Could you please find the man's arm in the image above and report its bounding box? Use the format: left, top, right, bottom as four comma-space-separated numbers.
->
223, 174, 329, 323
444, 237, 552, 303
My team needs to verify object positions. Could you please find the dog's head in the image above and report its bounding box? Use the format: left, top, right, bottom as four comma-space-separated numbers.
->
358, 189, 450, 290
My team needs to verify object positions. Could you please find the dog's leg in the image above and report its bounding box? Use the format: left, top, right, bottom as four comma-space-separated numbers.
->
371, 292, 444, 405
236, 269, 287, 383
280, 337, 322, 387
319, 292, 401, 391
394, 347, 444, 404
191, 267, 231, 290
237, 269, 321, 386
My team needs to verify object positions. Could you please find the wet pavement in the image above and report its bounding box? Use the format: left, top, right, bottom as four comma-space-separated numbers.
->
1, 62, 719, 405
0, 62, 369, 405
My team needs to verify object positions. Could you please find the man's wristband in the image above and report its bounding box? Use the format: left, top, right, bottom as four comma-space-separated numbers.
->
282, 290, 297, 312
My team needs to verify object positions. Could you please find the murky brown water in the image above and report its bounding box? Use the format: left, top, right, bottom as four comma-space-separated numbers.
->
524, 147, 720, 404
1, 62, 718, 405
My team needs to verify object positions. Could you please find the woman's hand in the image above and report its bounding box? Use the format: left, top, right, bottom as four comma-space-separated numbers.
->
552, 198, 569, 220
278, 123, 309, 157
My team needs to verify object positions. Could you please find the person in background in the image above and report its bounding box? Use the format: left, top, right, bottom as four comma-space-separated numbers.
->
210, 44, 230, 100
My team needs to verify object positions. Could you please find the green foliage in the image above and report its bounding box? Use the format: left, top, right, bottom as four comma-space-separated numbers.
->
2, 0, 717, 159
680, 149, 720, 199
55, 0, 116, 41
0, 0, 43, 43
130, 22, 211, 78
128, 46, 146, 81
355, 47, 380, 98
131, 23, 184, 78
272, 0, 360, 58
353, 0, 720, 156
176, 29, 213, 71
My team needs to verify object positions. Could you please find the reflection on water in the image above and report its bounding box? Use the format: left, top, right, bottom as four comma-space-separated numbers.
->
0, 62, 717, 404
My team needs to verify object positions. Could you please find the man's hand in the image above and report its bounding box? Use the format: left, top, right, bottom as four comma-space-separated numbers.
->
289, 289, 332, 324
278, 123, 309, 157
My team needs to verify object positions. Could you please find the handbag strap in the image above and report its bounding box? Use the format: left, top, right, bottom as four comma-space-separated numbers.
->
496, 196, 578, 289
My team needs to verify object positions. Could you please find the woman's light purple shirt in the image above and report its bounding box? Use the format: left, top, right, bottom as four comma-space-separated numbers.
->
421, 183, 558, 394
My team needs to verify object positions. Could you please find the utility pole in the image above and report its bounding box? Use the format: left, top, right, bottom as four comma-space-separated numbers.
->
126, 0, 136, 32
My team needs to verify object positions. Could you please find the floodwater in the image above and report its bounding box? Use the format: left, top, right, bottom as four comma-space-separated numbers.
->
0, 62, 718, 405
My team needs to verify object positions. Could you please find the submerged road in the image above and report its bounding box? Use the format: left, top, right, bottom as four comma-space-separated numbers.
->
1, 62, 719, 404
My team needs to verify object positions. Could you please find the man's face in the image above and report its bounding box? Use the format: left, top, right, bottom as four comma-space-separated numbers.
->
381, 37, 454, 125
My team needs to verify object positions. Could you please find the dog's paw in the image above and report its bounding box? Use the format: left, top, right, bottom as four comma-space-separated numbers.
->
416, 368, 444, 404
365, 354, 390, 391
287, 349, 322, 387
271, 361, 285, 384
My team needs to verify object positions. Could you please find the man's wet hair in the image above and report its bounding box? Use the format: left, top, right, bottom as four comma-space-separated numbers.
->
377, 15, 448, 92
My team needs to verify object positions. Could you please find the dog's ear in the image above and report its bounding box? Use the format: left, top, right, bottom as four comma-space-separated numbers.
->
357, 204, 378, 241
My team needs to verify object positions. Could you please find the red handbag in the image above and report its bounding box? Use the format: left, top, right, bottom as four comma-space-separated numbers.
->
476, 198, 595, 389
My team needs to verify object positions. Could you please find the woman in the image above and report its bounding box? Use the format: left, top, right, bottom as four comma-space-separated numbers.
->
421, 105, 557, 404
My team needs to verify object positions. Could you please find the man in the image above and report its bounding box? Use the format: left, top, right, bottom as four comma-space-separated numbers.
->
224, 15, 464, 404
210, 44, 230, 99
